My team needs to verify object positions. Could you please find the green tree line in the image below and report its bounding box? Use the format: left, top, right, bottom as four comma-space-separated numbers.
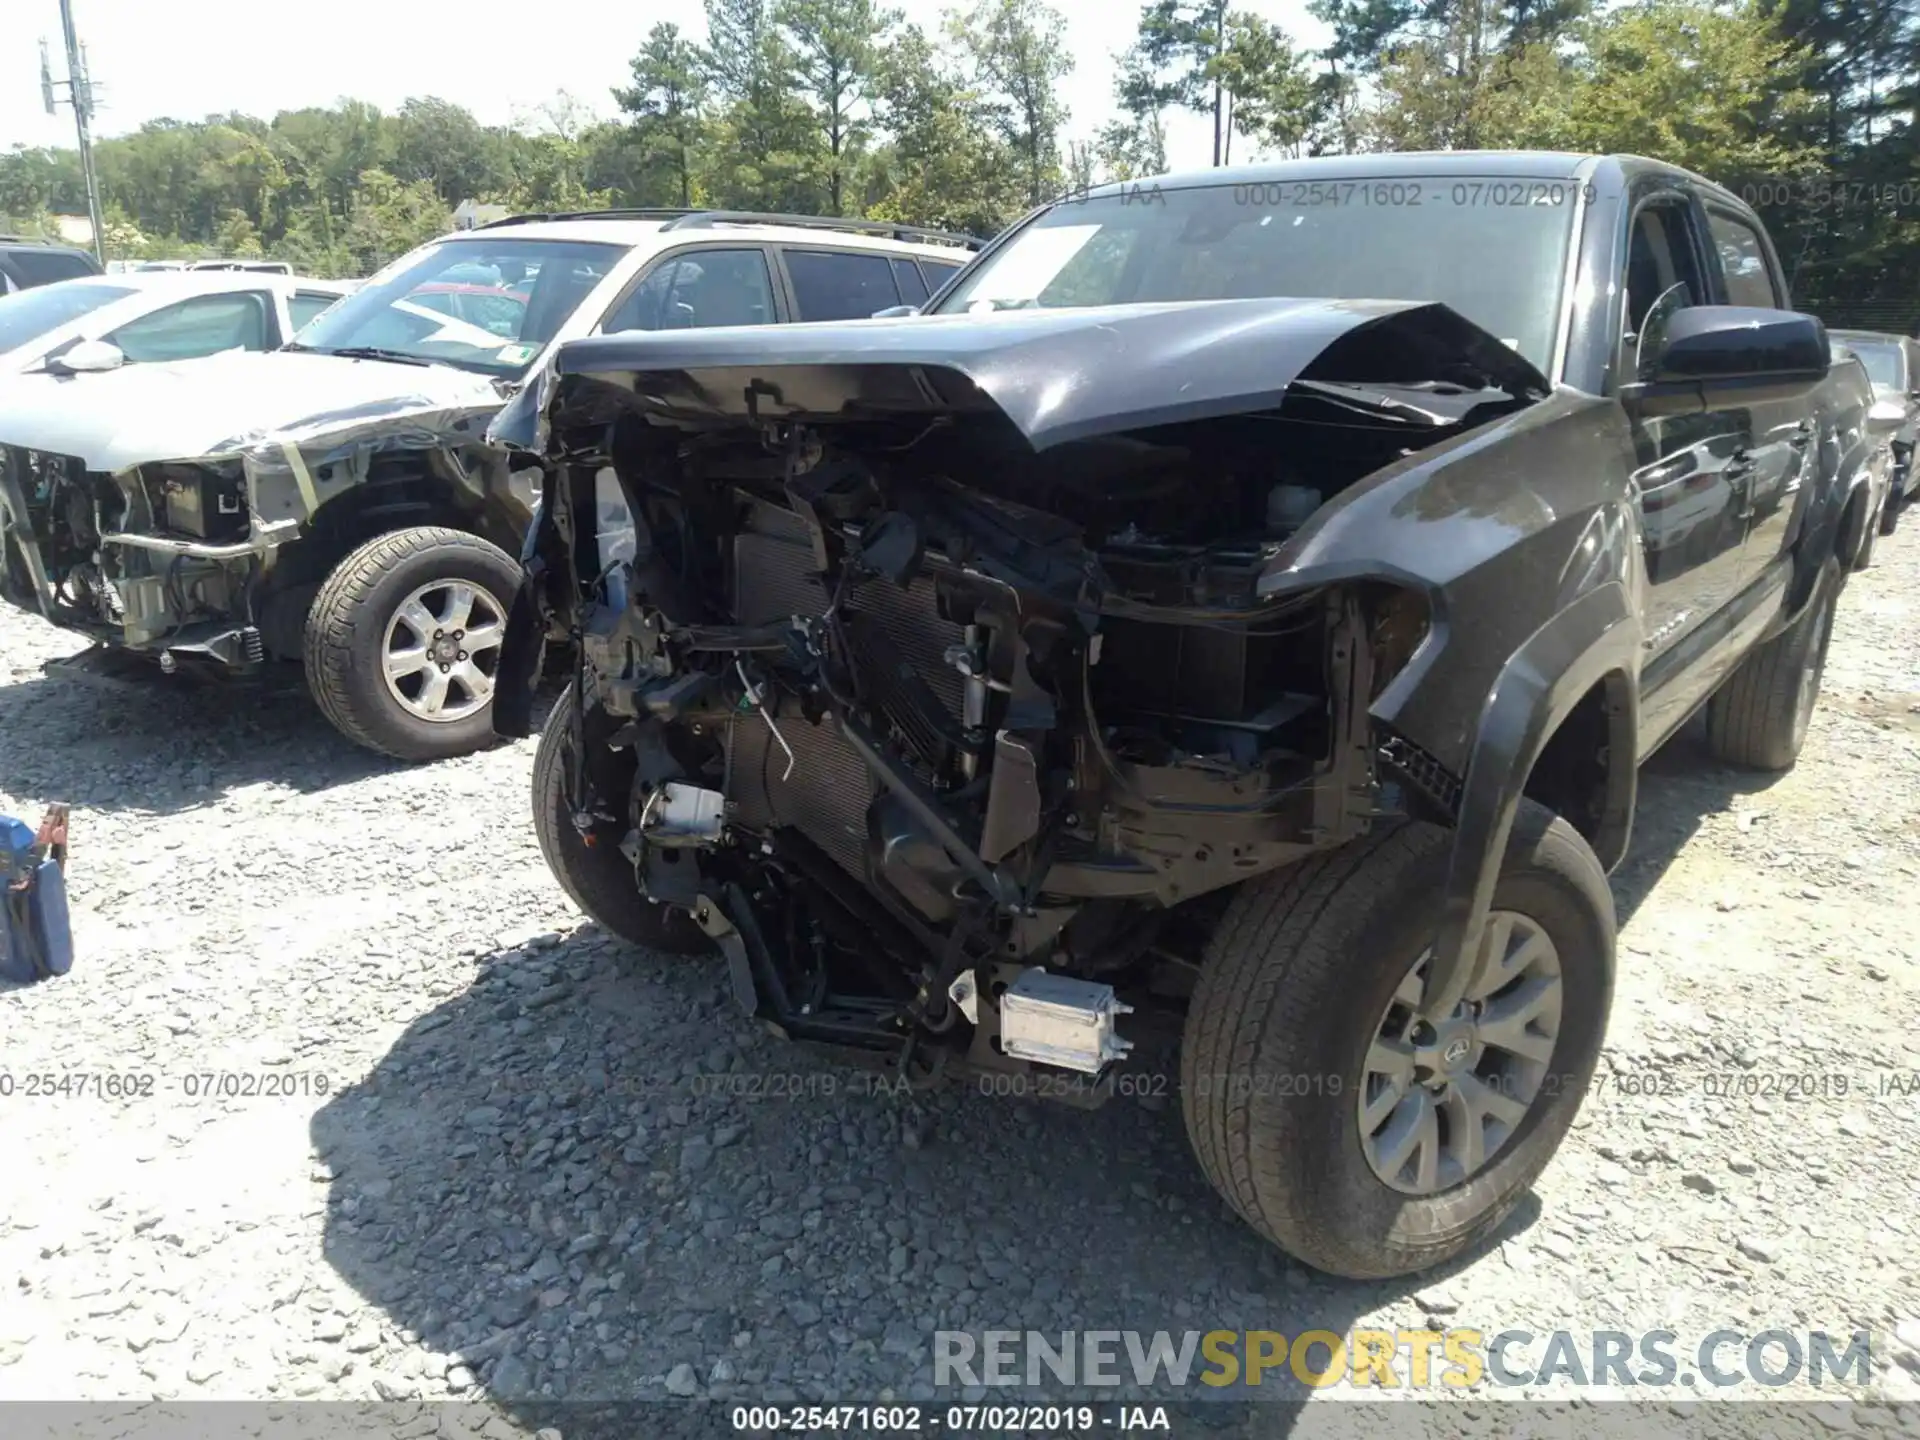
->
2, 0, 1917, 324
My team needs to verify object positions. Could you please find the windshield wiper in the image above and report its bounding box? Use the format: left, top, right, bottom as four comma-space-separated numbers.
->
286, 343, 432, 367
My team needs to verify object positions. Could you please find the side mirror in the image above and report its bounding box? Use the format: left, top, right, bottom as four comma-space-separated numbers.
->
870, 304, 920, 319
1622, 307, 1829, 418
45, 338, 126, 375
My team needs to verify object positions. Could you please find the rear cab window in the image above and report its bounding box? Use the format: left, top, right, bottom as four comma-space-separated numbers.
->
1703, 207, 1782, 309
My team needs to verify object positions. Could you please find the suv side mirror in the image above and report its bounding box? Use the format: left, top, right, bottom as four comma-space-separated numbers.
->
1622, 306, 1828, 417
44, 338, 126, 375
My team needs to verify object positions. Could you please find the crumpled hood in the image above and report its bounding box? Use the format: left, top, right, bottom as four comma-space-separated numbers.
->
0, 349, 505, 472
519, 297, 1549, 453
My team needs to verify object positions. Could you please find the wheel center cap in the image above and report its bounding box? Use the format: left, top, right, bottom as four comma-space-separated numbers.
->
431, 637, 460, 665
1417, 1019, 1477, 1078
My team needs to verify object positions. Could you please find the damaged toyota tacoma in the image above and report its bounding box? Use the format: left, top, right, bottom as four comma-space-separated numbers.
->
492, 153, 1868, 1279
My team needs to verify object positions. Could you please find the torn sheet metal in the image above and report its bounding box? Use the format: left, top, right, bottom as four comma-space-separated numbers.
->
0, 347, 525, 663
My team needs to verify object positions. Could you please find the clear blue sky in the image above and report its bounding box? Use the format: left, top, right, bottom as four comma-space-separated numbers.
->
3, 0, 1327, 172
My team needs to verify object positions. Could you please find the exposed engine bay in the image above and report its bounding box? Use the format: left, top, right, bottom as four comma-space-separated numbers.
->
0, 446, 265, 663
512, 300, 1544, 1088
0, 356, 522, 673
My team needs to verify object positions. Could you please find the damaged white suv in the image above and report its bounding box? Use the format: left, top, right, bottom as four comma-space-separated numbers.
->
0, 211, 975, 759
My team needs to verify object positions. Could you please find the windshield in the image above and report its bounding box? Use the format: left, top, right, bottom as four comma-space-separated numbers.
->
293, 238, 624, 377
1848, 340, 1904, 390
0, 282, 134, 354
934, 176, 1580, 375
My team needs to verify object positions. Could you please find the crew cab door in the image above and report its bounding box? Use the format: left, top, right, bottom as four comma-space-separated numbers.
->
1617, 189, 1752, 677
1699, 203, 1812, 593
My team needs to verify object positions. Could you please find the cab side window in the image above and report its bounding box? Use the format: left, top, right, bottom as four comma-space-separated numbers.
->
1704, 209, 1780, 309
1622, 198, 1711, 379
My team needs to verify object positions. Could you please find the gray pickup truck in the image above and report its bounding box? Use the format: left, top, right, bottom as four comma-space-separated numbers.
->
494, 152, 1877, 1280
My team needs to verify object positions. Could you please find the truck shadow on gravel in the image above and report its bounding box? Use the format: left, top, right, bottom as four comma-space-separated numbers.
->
0, 664, 563, 815
1606, 714, 1792, 927
309, 929, 1535, 1424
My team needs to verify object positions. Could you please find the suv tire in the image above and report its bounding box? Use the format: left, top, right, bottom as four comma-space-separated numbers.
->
532, 682, 713, 956
1704, 560, 1839, 771
305, 526, 519, 761
1180, 800, 1614, 1279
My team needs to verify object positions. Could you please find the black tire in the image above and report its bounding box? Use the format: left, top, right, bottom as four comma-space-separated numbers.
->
1855, 505, 1879, 569
532, 682, 713, 956
304, 526, 520, 761
1879, 489, 1901, 537
1180, 800, 1615, 1280
1704, 560, 1839, 771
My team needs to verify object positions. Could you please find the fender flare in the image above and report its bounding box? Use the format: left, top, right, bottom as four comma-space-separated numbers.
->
494, 467, 571, 740
1421, 581, 1640, 1016
1832, 470, 1875, 574
1793, 428, 1874, 612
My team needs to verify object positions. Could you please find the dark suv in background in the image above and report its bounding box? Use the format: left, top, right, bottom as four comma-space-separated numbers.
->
0, 235, 103, 293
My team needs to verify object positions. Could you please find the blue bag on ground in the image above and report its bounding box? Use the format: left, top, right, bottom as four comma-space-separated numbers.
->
1, 806, 72, 984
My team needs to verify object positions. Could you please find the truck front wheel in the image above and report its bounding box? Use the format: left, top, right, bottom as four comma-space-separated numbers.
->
304, 526, 520, 761
532, 683, 713, 956
1180, 800, 1615, 1279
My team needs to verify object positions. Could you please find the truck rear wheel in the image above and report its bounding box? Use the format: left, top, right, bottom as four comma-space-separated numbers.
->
1180, 800, 1614, 1279
1704, 560, 1838, 771
532, 683, 712, 956
304, 526, 519, 761
1855, 504, 1880, 569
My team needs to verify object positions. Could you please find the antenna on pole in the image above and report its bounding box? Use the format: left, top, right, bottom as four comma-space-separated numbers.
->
46, 0, 107, 264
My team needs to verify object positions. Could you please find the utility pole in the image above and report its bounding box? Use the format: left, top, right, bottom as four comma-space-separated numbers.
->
40, 0, 106, 263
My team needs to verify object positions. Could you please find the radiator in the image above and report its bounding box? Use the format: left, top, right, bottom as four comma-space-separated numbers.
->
726, 500, 966, 878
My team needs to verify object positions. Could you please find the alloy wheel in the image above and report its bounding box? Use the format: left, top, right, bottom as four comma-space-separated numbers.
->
1358, 911, 1564, 1195
380, 579, 506, 723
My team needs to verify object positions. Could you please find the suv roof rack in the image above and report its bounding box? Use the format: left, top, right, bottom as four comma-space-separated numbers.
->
476, 207, 983, 249
476, 208, 703, 229
662, 211, 982, 249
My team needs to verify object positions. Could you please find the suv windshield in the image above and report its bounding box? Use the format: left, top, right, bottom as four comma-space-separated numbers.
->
0, 282, 134, 354
293, 237, 624, 378
934, 175, 1580, 374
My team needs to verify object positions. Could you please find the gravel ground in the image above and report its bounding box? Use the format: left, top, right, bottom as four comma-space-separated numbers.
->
2, 531, 1919, 1436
